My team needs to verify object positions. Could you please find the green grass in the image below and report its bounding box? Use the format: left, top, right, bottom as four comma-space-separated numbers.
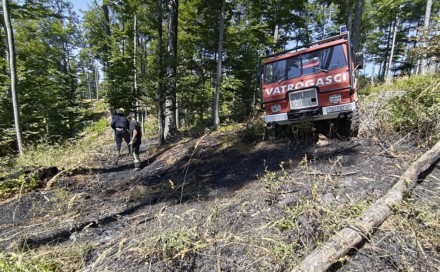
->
0, 172, 43, 199
0, 103, 114, 200
387, 75, 440, 146
14, 117, 112, 171
0, 243, 91, 272
143, 116, 160, 137
0, 252, 60, 272
359, 74, 440, 146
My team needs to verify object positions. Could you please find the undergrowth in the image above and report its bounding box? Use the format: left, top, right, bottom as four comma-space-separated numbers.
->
387, 75, 440, 146
0, 243, 91, 272
15, 117, 111, 169
0, 171, 44, 199
362, 74, 440, 146
0, 104, 113, 200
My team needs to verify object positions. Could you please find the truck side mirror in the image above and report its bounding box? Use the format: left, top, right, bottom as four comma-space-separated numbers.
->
355, 52, 364, 69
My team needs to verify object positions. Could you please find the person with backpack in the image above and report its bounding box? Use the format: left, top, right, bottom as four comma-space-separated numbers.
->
111, 108, 131, 165
128, 112, 142, 170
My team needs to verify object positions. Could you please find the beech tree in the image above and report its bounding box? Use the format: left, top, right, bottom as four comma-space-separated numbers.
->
420, 0, 433, 74
156, 0, 165, 144
212, 0, 225, 130
2, 0, 23, 155
163, 0, 178, 140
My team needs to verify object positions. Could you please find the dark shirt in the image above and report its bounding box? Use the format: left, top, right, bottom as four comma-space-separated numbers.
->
130, 120, 142, 142
111, 114, 129, 130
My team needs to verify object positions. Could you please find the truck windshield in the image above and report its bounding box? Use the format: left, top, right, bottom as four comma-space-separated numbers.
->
264, 44, 347, 84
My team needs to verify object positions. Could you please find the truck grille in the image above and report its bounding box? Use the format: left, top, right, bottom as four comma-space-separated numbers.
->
289, 88, 318, 110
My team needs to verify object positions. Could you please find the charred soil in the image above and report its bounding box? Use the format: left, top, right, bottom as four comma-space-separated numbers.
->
0, 124, 439, 271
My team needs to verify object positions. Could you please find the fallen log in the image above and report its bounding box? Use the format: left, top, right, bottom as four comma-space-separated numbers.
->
292, 141, 440, 272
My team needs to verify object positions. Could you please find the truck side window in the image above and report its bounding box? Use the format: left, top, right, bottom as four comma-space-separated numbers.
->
264, 59, 286, 84
265, 65, 274, 84
287, 56, 301, 79
324, 45, 346, 70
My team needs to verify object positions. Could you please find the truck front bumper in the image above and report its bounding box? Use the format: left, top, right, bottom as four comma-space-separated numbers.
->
264, 102, 357, 125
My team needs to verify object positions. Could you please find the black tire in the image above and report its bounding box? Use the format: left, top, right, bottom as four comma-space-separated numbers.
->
265, 124, 286, 140
314, 120, 332, 137
337, 110, 359, 138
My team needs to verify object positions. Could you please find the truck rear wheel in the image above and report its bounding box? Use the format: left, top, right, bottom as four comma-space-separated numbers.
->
337, 110, 359, 138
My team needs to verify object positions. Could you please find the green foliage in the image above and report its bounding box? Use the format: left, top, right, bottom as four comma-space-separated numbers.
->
344, 200, 369, 219
0, 128, 17, 157
158, 228, 200, 260
0, 106, 112, 199
0, 172, 42, 200
278, 204, 303, 231
272, 241, 298, 264
385, 75, 440, 146
2, 100, 110, 172
14, 122, 111, 171
0, 253, 59, 272
84, 117, 109, 136
0, 0, 84, 153
238, 112, 266, 142
143, 116, 159, 137
362, 0, 430, 79
0, 243, 91, 272
358, 83, 381, 96
1, 0, 439, 155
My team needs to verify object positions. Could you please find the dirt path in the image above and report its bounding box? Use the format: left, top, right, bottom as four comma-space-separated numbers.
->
0, 129, 438, 271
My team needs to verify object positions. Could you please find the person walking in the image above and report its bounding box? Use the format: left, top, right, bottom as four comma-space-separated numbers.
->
111, 108, 131, 165
128, 112, 142, 170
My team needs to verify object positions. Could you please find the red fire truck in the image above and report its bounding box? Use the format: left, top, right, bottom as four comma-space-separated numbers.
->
260, 31, 363, 137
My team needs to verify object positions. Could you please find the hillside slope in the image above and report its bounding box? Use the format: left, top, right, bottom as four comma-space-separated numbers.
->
0, 100, 439, 271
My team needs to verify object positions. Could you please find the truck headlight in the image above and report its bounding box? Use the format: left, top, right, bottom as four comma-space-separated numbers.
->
271, 104, 281, 113
329, 94, 342, 104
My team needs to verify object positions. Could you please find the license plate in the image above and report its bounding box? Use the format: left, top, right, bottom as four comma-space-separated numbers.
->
323, 104, 352, 114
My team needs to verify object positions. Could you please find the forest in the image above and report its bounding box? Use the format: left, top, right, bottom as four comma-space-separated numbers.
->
0, 0, 439, 156
1, 1, 440, 271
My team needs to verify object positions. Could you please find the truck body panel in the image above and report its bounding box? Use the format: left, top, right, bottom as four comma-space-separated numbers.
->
259, 32, 360, 136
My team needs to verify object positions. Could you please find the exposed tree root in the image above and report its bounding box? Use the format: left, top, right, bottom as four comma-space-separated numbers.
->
292, 141, 440, 272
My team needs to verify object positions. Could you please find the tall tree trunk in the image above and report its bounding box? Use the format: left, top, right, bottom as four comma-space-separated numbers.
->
380, 23, 393, 81
386, 12, 400, 85
2, 0, 23, 155
345, 2, 354, 34
102, 3, 112, 92
351, 0, 364, 54
87, 70, 92, 100
157, 0, 164, 145
95, 60, 99, 99
163, 0, 178, 140
420, 0, 433, 74
213, 0, 225, 130
65, 49, 76, 137
133, 13, 139, 116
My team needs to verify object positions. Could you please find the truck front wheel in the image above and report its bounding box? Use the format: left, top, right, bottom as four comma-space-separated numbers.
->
336, 110, 359, 138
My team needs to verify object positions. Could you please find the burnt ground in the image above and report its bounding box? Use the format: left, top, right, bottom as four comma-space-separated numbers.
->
0, 112, 439, 271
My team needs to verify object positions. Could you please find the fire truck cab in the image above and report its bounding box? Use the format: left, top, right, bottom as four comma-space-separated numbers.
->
260, 30, 363, 137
